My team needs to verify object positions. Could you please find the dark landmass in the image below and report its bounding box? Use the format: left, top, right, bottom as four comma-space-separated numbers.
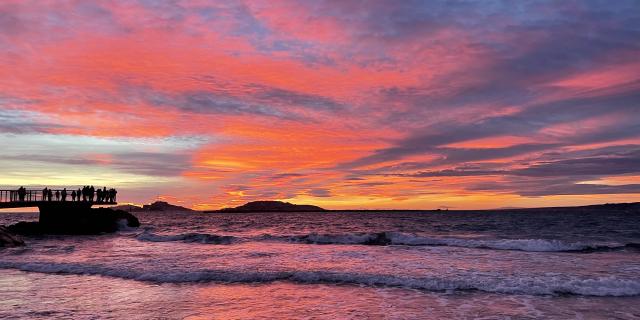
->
325, 202, 640, 213
110, 204, 143, 211
143, 201, 194, 212
5, 208, 140, 236
208, 201, 326, 213
0, 226, 24, 247
206, 201, 639, 214
111, 201, 193, 212
501, 202, 640, 214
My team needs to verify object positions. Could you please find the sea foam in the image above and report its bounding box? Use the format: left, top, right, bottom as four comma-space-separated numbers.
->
136, 232, 237, 244
135, 231, 637, 252
267, 232, 636, 252
1, 261, 639, 297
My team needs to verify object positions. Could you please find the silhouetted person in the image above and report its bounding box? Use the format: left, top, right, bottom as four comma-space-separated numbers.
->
102, 187, 107, 202
18, 187, 26, 202
47, 189, 53, 202
82, 186, 87, 201
89, 186, 95, 202
42, 187, 48, 201
111, 188, 117, 202
77, 188, 81, 202
71, 190, 76, 202
55, 190, 60, 201
61, 188, 67, 202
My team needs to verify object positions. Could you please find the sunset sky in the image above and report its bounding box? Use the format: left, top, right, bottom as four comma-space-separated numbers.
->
1, 0, 639, 210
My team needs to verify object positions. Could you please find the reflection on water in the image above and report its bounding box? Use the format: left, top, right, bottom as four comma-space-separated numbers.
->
2, 270, 640, 320
1, 210, 639, 318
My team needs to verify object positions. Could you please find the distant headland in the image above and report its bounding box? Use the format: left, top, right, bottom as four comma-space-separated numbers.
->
111, 201, 194, 212
205, 201, 326, 213
117, 200, 640, 214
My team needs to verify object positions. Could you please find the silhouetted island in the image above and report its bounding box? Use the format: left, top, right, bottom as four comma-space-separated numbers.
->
111, 201, 194, 212
143, 201, 194, 212
109, 204, 144, 211
208, 201, 326, 213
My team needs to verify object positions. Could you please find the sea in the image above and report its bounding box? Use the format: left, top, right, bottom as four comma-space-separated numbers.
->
1, 209, 639, 319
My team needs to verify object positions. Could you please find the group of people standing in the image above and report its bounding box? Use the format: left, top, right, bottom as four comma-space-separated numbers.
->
6, 186, 118, 203
13, 187, 28, 202
38, 186, 117, 203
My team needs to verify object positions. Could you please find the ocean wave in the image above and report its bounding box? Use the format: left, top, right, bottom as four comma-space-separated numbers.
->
40, 245, 76, 254
136, 232, 237, 244
135, 231, 639, 253
262, 233, 392, 245
264, 232, 639, 253
1, 261, 639, 297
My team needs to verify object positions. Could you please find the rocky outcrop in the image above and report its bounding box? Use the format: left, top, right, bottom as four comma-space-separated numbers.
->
212, 201, 326, 213
7, 208, 140, 235
0, 226, 25, 247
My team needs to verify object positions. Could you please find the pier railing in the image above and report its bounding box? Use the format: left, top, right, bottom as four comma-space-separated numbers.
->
0, 188, 117, 204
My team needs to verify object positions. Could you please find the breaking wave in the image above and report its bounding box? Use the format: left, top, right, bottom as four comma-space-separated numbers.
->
135, 231, 639, 252
136, 232, 237, 244
1, 261, 639, 297
261, 232, 640, 253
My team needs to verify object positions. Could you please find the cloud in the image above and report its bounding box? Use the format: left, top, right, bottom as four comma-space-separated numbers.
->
109, 152, 192, 177
472, 178, 640, 197
308, 188, 331, 197
0, 109, 67, 134
344, 86, 640, 168
1, 154, 101, 166
4, 151, 192, 177
252, 86, 345, 111
513, 152, 640, 177
393, 146, 640, 177
115, 82, 347, 121
269, 173, 306, 180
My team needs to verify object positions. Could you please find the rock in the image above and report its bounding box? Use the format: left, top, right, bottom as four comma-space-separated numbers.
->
0, 226, 25, 247
91, 208, 141, 230
7, 208, 140, 235
5, 221, 43, 236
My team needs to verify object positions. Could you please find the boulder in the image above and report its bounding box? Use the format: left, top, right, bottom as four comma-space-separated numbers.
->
0, 226, 25, 247
5, 221, 43, 236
